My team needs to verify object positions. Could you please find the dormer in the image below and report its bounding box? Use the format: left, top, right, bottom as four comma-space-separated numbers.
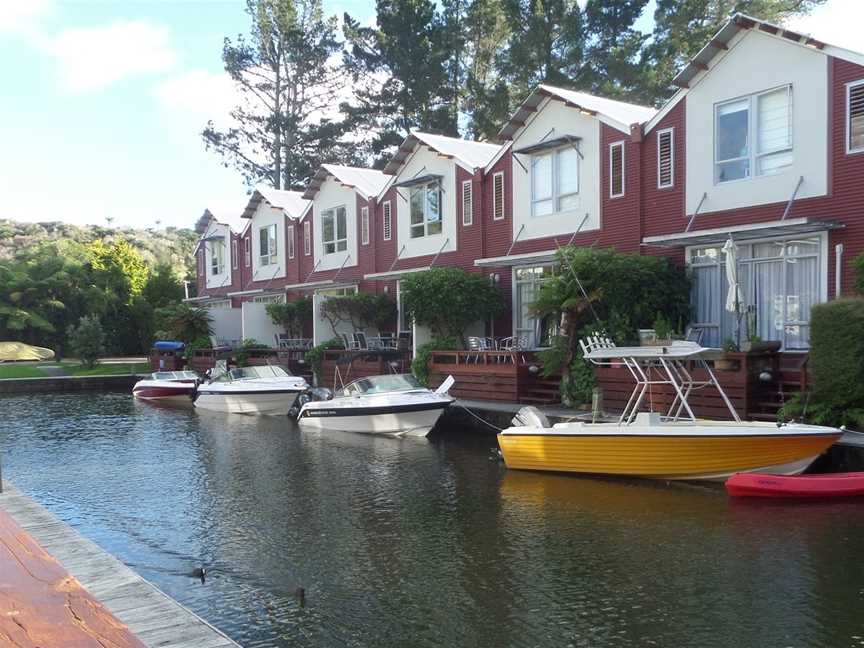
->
303, 164, 389, 273
379, 131, 501, 261
490, 85, 656, 244
195, 208, 243, 292
645, 13, 841, 216
241, 187, 310, 283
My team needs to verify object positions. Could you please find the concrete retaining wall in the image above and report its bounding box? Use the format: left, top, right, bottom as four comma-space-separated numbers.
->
0, 375, 141, 394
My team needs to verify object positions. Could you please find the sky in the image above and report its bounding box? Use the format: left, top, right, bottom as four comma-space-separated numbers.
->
0, 0, 861, 231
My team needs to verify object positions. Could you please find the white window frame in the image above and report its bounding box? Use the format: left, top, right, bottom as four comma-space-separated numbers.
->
303, 221, 311, 256
252, 294, 285, 304
529, 147, 579, 217
462, 180, 473, 226
231, 239, 238, 270
408, 182, 442, 239
846, 79, 864, 154
259, 224, 278, 266
198, 249, 204, 276
244, 237, 251, 268
287, 224, 295, 259
609, 141, 625, 198
210, 241, 224, 276
382, 201, 392, 241
493, 171, 505, 220
361, 206, 370, 245
321, 205, 348, 254
657, 127, 674, 189
714, 84, 793, 184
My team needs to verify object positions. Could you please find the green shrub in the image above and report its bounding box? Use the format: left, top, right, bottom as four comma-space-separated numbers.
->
319, 293, 396, 334
853, 251, 864, 295
306, 337, 343, 384
153, 303, 212, 345
267, 298, 312, 338
400, 268, 503, 341
411, 336, 460, 386
67, 315, 105, 368
796, 298, 864, 428
185, 336, 212, 361
233, 338, 262, 365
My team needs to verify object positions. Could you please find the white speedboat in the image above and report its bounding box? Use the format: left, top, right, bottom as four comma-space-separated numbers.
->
297, 374, 454, 437
132, 371, 200, 403
194, 365, 308, 415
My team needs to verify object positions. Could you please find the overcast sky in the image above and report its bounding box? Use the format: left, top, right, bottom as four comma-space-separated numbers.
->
0, 0, 860, 231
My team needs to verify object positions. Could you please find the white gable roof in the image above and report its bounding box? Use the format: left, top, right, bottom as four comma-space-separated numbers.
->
303, 164, 390, 201
382, 131, 502, 176
241, 187, 310, 221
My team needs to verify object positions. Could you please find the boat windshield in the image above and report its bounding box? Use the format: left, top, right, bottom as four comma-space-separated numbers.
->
340, 374, 424, 397
151, 371, 199, 381
213, 365, 291, 382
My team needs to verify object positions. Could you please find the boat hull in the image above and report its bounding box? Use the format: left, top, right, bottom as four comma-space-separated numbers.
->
497, 430, 841, 481
194, 390, 301, 415
133, 385, 195, 403
726, 471, 864, 498
298, 403, 449, 437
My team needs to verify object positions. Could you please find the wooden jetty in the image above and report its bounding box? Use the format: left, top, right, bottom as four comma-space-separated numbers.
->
0, 483, 241, 648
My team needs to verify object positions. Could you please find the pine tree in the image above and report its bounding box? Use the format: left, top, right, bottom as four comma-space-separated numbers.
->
342, 0, 453, 164
463, 0, 511, 140
202, 0, 349, 189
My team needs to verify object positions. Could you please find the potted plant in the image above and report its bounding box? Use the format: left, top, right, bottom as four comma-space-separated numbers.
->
714, 337, 740, 371
643, 312, 675, 346
740, 314, 781, 353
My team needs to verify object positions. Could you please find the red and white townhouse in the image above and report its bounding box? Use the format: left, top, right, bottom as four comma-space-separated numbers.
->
299, 164, 390, 343
191, 13, 864, 358
640, 13, 864, 351
369, 131, 502, 346
475, 86, 657, 347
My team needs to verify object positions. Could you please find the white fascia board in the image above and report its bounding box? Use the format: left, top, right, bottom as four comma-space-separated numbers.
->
364, 266, 431, 281
226, 288, 264, 297
474, 250, 558, 267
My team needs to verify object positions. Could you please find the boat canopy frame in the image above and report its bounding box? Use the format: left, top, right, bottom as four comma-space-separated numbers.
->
580, 336, 740, 425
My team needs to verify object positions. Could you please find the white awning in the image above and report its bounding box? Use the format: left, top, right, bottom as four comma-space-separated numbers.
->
364, 267, 431, 281
641, 217, 844, 248
474, 249, 558, 268
183, 295, 232, 303
226, 288, 264, 297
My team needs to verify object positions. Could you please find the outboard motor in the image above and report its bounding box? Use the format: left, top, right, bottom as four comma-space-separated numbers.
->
308, 387, 334, 402
511, 406, 551, 429
289, 387, 334, 420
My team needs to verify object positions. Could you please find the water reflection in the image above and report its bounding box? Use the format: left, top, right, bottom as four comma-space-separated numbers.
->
1, 392, 864, 647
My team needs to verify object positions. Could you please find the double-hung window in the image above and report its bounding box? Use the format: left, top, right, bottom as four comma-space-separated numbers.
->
531, 147, 579, 217
210, 241, 224, 276
409, 181, 442, 238
321, 206, 347, 254
847, 80, 864, 153
259, 224, 277, 266
715, 85, 792, 183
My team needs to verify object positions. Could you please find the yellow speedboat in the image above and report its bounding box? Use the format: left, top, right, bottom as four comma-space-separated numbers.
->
497, 339, 842, 481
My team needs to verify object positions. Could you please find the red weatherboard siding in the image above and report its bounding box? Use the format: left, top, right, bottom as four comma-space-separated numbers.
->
644, 56, 864, 297
196, 232, 243, 305
599, 124, 641, 254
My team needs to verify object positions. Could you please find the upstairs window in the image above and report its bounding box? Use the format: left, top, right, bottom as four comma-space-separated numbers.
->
210, 241, 224, 275
847, 80, 864, 153
259, 224, 277, 266
244, 237, 251, 268
322, 206, 347, 254
462, 181, 473, 226
382, 201, 392, 241
287, 224, 295, 259
231, 239, 238, 270
361, 206, 370, 245
409, 182, 442, 238
715, 85, 792, 183
493, 172, 505, 220
303, 221, 311, 255
657, 128, 674, 188
531, 147, 577, 216
609, 142, 624, 197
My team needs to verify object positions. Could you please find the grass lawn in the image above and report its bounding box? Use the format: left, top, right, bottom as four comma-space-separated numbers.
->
0, 365, 47, 379
66, 362, 151, 376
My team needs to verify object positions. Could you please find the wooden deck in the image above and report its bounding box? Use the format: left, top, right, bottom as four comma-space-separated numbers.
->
0, 483, 241, 648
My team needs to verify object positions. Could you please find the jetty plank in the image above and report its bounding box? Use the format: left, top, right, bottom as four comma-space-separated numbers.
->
0, 484, 242, 648
0, 502, 147, 648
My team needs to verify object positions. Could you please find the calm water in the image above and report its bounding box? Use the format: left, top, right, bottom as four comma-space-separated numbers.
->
1, 392, 864, 647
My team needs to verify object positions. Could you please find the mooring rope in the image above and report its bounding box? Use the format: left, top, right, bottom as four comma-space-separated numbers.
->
454, 401, 505, 432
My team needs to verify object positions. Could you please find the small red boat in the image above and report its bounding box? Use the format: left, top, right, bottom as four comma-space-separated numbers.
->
726, 471, 864, 499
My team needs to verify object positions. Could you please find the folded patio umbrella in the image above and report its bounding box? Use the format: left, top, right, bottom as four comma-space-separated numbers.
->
722, 237, 741, 313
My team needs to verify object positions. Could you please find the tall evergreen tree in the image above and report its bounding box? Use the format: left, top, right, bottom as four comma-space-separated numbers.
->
463, 0, 511, 140
203, 0, 348, 189
342, 0, 454, 164
643, 0, 827, 105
